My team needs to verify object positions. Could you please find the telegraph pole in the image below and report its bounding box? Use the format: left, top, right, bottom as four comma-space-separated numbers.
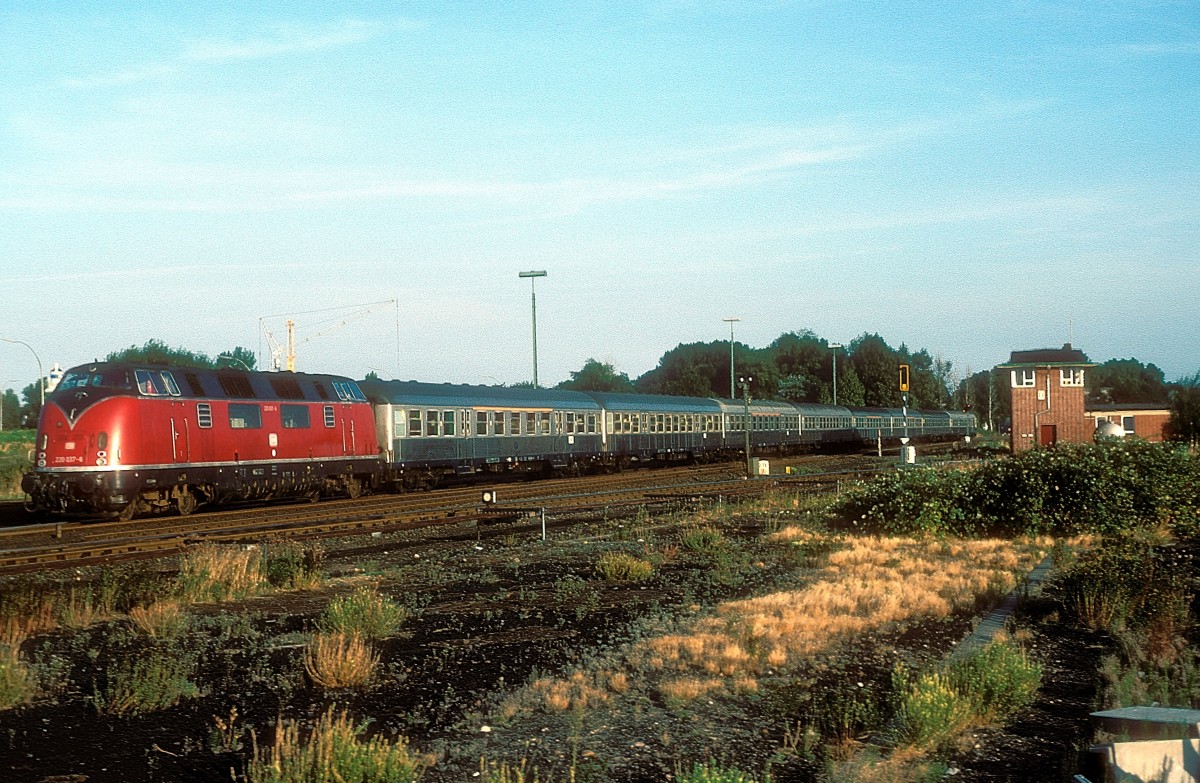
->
519, 271, 547, 387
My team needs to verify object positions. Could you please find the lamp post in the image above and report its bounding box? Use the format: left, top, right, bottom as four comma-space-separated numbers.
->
722, 317, 740, 398
830, 341, 840, 403
519, 271, 547, 387
3, 338, 44, 410
739, 375, 753, 478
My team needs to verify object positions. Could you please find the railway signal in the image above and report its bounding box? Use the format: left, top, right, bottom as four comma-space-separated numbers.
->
898, 364, 910, 393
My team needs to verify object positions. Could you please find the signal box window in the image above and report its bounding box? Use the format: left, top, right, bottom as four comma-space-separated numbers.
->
1123, 416, 1136, 434
1060, 368, 1084, 387
1011, 369, 1036, 388
229, 403, 262, 429
281, 405, 310, 429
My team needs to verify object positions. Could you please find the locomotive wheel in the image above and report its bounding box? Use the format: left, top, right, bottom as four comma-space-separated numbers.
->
118, 501, 137, 521
345, 477, 363, 499
176, 490, 198, 517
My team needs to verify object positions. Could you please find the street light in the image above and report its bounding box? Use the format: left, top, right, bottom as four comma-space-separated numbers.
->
3, 338, 44, 410
518, 271, 547, 387
722, 317, 740, 399
829, 342, 843, 406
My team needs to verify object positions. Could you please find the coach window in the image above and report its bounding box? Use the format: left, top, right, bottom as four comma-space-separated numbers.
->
281, 404, 310, 429
492, 412, 505, 436
407, 410, 421, 436
393, 409, 405, 439
196, 403, 213, 429
476, 412, 488, 436
564, 412, 575, 434
541, 413, 552, 435
443, 410, 455, 437
425, 410, 439, 437
229, 403, 262, 429
324, 405, 336, 428
507, 412, 519, 435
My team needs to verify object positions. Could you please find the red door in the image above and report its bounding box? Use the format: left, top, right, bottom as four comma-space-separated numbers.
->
1039, 424, 1057, 447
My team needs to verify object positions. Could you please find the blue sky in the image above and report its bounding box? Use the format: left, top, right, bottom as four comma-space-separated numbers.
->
1, 1, 1197, 393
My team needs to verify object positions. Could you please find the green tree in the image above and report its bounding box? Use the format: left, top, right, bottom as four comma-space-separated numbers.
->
636, 342, 725, 397
2, 388, 21, 429
558, 359, 635, 392
1166, 372, 1200, 444
850, 333, 900, 407
105, 339, 257, 370
20, 382, 41, 428
1087, 358, 1170, 404
956, 369, 1009, 432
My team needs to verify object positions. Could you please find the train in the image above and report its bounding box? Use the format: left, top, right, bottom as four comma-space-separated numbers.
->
20, 361, 975, 518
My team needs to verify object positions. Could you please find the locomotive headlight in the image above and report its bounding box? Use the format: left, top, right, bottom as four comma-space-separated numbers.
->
37, 459, 46, 468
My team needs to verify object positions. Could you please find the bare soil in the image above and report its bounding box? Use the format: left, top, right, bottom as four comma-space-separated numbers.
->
0, 505, 1115, 783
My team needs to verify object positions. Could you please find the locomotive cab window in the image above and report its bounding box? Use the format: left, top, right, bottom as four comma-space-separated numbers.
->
229, 403, 262, 429
281, 405, 310, 429
135, 369, 181, 397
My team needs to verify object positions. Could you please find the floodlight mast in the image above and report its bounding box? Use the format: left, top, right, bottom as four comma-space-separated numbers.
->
519, 271, 548, 386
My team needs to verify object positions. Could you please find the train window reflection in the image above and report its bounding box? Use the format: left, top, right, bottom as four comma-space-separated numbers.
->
229, 403, 262, 429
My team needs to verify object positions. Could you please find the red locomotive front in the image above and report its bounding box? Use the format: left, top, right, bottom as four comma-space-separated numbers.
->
22, 363, 381, 518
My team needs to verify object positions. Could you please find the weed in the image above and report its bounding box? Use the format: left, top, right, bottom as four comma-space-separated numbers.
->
0, 643, 36, 710
595, 551, 653, 582
209, 704, 244, 753
304, 631, 378, 689
319, 586, 409, 640
92, 646, 200, 716
177, 543, 266, 603
247, 705, 424, 783
681, 526, 725, 553
676, 760, 767, 783
128, 599, 189, 640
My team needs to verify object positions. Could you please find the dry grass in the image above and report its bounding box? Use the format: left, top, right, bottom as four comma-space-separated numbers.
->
304, 632, 378, 689
498, 531, 1051, 727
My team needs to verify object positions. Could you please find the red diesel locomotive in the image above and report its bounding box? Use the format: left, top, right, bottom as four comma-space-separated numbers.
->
21, 362, 380, 518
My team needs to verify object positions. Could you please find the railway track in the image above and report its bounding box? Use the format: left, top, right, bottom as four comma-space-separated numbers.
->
0, 455, 900, 576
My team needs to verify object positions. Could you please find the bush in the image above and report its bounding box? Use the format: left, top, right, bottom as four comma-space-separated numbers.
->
680, 526, 726, 553
834, 441, 1199, 537
246, 706, 424, 783
946, 643, 1041, 719
0, 645, 36, 710
676, 761, 765, 783
263, 541, 324, 589
177, 544, 266, 603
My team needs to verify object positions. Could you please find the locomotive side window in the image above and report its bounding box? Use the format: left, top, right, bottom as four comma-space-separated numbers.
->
196, 403, 213, 429
324, 405, 336, 428
229, 403, 262, 429
281, 405, 310, 429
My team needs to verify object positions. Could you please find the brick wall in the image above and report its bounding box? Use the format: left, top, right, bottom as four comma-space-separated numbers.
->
1009, 367, 1093, 452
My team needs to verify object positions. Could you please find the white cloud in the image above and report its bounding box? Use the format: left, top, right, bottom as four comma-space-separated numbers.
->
183, 18, 387, 62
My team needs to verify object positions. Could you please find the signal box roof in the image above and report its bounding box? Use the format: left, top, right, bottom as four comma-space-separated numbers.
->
996, 343, 1094, 368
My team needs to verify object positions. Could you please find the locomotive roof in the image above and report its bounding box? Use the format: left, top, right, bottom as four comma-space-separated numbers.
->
55, 362, 361, 402
358, 379, 601, 410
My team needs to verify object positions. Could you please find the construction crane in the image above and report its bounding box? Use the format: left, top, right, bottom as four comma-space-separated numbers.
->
259, 300, 397, 373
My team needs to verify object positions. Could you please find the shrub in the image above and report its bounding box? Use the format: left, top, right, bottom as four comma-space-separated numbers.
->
890, 668, 972, 749
319, 586, 408, 640
595, 551, 654, 582
246, 706, 424, 783
263, 541, 324, 589
304, 632, 378, 689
